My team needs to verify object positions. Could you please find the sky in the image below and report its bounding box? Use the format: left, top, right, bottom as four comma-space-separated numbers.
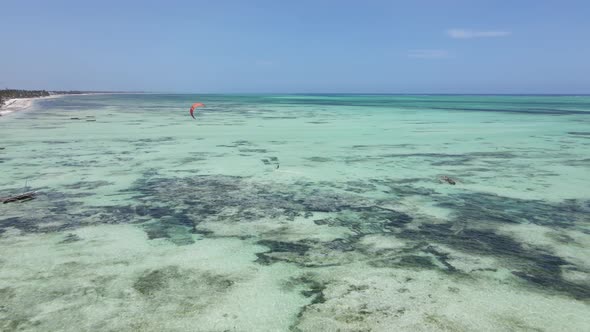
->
1, 0, 589, 94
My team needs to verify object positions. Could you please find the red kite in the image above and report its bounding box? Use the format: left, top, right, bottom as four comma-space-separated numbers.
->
189, 102, 205, 119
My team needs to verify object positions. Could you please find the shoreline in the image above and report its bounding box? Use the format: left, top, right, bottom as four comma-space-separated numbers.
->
0, 93, 112, 117
0, 95, 63, 117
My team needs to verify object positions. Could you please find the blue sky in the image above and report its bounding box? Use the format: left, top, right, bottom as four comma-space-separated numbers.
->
1, 0, 589, 93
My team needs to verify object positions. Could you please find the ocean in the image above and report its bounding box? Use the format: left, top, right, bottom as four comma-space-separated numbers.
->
0, 94, 589, 331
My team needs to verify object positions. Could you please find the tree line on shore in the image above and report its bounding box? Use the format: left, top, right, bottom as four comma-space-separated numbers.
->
0, 89, 50, 105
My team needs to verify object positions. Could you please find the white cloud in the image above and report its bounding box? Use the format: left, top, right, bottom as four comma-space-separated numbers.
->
407, 49, 449, 59
447, 29, 511, 39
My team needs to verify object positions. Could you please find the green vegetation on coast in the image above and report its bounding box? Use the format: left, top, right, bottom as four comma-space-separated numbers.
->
0, 89, 50, 106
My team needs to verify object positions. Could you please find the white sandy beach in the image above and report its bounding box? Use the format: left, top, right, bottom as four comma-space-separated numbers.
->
0, 98, 35, 116
0, 95, 65, 116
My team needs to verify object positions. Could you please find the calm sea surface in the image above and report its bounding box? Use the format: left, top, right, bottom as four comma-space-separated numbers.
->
1, 94, 589, 331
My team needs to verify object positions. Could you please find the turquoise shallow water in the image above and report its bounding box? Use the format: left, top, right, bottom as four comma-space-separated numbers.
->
0, 94, 589, 331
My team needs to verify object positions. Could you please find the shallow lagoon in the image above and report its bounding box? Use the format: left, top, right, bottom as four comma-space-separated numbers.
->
1, 94, 589, 331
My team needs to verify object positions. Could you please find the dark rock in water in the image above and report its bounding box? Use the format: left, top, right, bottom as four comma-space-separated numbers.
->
261, 159, 271, 165
440, 176, 456, 185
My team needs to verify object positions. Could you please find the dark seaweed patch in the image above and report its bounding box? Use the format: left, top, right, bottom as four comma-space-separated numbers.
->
324, 238, 356, 252
398, 224, 590, 299
351, 144, 415, 149
376, 151, 517, 166
439, 192, 589, 227
431, 106, 590, 115
2, 170, 588, 299
298, 277, 327, 305
564, 158, 590, 166
261, 156, 280, 168
0, 190, 141, 234
63, 181, 113, 190
134, 267, 177, 295
370, 179, 438, 197
305, 157, 333, 162
239, 148, 268, 153
370, 255, 437, 269
139, 209, 196, 245
133, 266, 234, 297
257, 240, 311, 254
41, 140, 73, 144
422, 245, 457, 272
136, 136, 175, 143
312, 206, 412, 236
255, 240, 311, 265
59, 233, 81, 244
261, 116, 298, 119
178, 156, 208, 164
217, 140, 254, 148
285, 273, 328, 328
